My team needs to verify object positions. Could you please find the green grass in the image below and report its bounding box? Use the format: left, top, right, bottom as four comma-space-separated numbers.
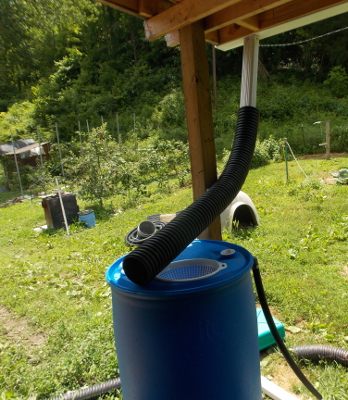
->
1, 157, 348, 399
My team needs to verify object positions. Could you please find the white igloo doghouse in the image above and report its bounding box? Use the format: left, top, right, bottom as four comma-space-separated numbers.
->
221, 191, 259, 230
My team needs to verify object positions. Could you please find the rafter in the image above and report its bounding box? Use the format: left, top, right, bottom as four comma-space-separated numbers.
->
144, 0, 241, 41
219, 24, 253, 45
237, 15, 260, 31
218, 0, 348, 45
94, 0, 172, 19
95, 0, 348, 48
94, 0, 142, 18
259, 0, 348, 29
166, 29, 219, 47
204, 0, 292, 33
139, 0, 172, 18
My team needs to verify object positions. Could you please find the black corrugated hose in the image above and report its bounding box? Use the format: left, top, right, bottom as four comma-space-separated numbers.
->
47, 378, 121, 400
294, 345, 348, 367
252, 257, 323, 400
123, 106, 259, 285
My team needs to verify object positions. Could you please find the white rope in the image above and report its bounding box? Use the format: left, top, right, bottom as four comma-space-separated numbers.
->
285, 141, 309, 180
260, 26, 348, 47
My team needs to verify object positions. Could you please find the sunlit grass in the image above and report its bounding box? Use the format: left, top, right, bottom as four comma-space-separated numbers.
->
1, 157, 348, 399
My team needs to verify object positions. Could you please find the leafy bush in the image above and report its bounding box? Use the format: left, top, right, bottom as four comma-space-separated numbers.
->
324, 66, 348, 98
331, 125, 348, 152
151, 88, 187, 142
66, 125, 121, 207
250, 140, 271, 169
262, 136, 283, 161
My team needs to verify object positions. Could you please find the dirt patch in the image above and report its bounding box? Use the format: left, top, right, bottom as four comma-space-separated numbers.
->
339, 265, 348, 279
267, 362, 305, 399
299, 153, 348, 160
0, 306, 46, 349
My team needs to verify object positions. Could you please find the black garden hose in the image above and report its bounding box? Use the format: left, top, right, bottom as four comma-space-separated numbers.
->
294, 345, 348, 367
252, 257, 322, 400
47, 378, 121, 400
123, 106, 259, 285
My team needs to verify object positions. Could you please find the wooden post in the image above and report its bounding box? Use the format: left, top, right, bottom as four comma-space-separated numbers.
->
326, 120, 331, 160
36, 127, 44, 168
179, 20, 221, 241
10, 128, 24, 197
55, 123, 65, 176
212, 44, 217, 110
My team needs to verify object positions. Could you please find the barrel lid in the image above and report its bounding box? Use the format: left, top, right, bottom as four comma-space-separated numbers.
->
106, 240, 254, 296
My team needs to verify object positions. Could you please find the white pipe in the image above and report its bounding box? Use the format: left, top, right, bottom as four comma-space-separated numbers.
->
55, 178, 69, 235
240, 34, 259, 108
261, 376, 301, 400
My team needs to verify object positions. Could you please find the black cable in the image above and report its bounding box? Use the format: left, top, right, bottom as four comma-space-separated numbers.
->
252, 257, 322, 400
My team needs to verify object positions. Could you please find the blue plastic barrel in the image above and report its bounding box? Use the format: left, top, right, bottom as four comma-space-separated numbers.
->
106, 240, 262, 400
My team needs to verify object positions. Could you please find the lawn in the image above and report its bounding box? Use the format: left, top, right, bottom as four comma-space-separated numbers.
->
0, 155, 348, 399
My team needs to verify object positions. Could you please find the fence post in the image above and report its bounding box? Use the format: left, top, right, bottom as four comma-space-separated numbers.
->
36, 127, 44, 168
55, 123, 64, 176
78, 120, 83, 156
10, 128, 24, 197
326, 120, 331, 160
283, 138, 289, 183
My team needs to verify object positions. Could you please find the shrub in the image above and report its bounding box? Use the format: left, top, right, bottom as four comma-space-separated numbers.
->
331, 125, 348, 153
66, 124, 121, 207
262, 136, 283, 162
324, 66, 348, 98
250, 140, 271, 169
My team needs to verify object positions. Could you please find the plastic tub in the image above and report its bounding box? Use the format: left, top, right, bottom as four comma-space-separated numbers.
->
78, 209, 95, 228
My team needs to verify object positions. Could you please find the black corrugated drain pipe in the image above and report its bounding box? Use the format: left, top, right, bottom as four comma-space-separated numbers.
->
294, 345, 348, 367
123, 106, 259, 285
47, 378, 121, 400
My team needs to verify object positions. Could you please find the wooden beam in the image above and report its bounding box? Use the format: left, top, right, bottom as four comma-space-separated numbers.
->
95, 0, 172, 19
237, 15, 260, 31
204, 0, 292, 33
205, 30, 220, 45
145, 0, 241, 41
166, 30, 180, 47
179, 20, 221, 240
166, 29, 219, 47
139, 0, 157, 17
218, 0, 348, 45
139, 0, 172, 18
259, 0, 348, 29
94, 0, 142, 19
219, 24, 253, 45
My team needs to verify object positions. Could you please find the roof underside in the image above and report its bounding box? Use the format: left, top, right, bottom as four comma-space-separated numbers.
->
95, 0, 348, 50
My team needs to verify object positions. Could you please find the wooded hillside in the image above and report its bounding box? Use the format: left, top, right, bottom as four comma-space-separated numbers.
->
1, 0, 348, 155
